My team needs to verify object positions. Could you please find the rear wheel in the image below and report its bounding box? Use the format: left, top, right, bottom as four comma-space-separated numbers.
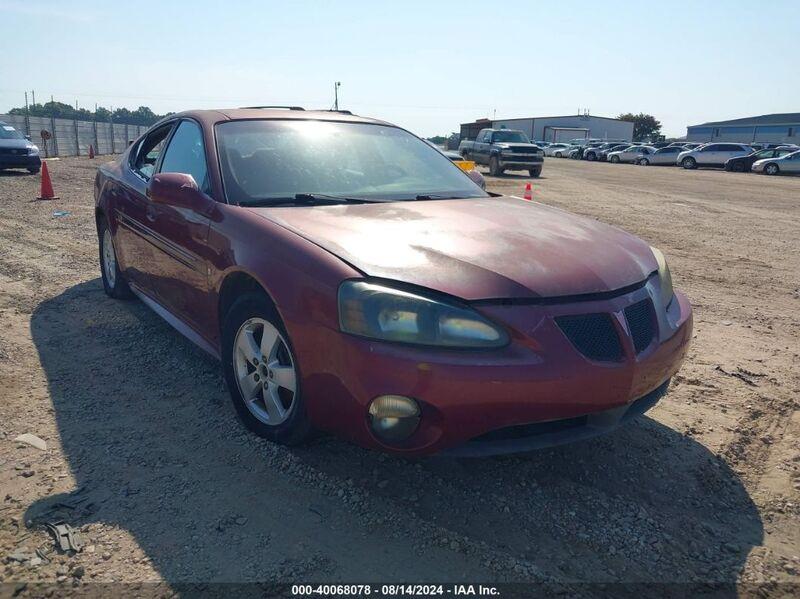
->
489, 156, 502, 176
639, 158, 650, 166
98, 217, 133, 299
222, 292, 312, 445
586, 152, 596, 161
681, 157, 697, 169
555, 152, 563, 158
764, 163, 780, 175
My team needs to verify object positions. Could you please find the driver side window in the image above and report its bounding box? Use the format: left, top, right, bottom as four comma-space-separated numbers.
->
133, 124, 174, 180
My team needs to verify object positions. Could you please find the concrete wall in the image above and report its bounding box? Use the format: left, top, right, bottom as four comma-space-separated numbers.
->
0, 113, 148, 156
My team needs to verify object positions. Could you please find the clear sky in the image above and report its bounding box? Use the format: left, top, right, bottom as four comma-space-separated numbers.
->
1, 0, 797, 137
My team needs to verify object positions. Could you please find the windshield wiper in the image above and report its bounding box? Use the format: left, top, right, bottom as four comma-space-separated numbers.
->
246, 193, 387, 207
414, 194, 469, 201
294, 193, 387, 204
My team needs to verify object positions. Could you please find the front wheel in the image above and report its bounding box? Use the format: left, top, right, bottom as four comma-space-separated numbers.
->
529, 168, 541, 178
222, 293, 312, 445
555, 152, 563, 158
639, 158, 650, 166
586, 152, 596, 161
764, 163, 779, 175
489, 156, 502, 176
610, 155, 620, 163
98, 217, 133, 299
28, 168, 40, 174
681, 157, 697, 169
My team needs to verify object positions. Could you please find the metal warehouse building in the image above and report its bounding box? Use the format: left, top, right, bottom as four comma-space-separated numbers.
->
686, 113, 800, 144
460, 114, 634, 143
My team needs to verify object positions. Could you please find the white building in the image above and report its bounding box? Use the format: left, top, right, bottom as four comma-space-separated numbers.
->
460, 114, 633, 143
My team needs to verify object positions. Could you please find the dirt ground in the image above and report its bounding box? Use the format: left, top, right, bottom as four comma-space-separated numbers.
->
0, 156, 798, 593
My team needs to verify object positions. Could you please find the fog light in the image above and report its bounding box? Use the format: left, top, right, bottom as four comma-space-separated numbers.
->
368, 395, 420, 442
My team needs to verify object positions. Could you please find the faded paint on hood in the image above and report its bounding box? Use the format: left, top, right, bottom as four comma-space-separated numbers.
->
248, 196, 657, 301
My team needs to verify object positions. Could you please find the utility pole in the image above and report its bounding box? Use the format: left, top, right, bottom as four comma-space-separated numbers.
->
333, 81, 341, 111
31, 90, 36, 107
24, 92, 30, 136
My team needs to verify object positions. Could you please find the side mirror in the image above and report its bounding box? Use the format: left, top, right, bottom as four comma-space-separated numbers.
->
25, 134, 32, 141
147, 172, 213, 214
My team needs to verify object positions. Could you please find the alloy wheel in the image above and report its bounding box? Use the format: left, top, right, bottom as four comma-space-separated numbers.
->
233, 317, 297, 425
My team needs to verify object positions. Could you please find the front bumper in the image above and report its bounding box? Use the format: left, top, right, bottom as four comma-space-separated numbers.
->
295, 281, 693, 456
0, 153, 41, 169
499, 156, 543, 169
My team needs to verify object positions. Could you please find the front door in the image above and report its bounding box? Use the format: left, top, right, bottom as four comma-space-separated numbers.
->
143, 119, 215, 333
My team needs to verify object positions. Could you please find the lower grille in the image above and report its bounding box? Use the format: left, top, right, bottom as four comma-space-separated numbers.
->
0, 147, 28, 155
624, 299, 655, 354
555, 313, 623, 362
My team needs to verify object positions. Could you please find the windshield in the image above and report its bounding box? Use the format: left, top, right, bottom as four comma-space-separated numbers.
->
492, 130, 530, 143
216, 120, 487, 205
0, 124, 26, 140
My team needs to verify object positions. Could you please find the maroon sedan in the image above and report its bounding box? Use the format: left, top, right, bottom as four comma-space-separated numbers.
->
94, 108, 692, 456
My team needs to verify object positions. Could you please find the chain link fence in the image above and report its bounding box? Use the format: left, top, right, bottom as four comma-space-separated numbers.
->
0, 113, 149, 157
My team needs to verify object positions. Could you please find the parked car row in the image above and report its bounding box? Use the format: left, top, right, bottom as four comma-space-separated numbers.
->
547, 138, 800, 175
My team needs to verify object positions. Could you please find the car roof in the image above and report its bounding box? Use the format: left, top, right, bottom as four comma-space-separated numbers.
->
152, 108, 392, 129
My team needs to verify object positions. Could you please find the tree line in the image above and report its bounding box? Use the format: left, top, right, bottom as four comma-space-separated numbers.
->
8, 101, 171, 127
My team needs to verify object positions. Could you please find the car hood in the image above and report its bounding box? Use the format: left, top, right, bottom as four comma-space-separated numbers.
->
0, 138, 32, 150
248, 197, 657, 301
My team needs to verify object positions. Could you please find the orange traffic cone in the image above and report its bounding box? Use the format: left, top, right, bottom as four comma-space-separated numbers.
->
37, 161, 59, 200
523, 182, 533, 201
88, 144, 95, 159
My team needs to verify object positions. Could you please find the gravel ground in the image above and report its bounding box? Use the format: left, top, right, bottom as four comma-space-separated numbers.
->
0, 156, 798, 594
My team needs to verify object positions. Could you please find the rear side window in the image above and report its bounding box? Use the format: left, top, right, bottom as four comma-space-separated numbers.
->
133, 124, 173, 180
159, 120, 210, 194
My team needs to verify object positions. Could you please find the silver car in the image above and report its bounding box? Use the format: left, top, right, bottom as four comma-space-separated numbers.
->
676, 143, 752, 169
636, 146, 682, 166
607, 145, 656, 164
544, 143, 572, 158
752, 150, 800, 175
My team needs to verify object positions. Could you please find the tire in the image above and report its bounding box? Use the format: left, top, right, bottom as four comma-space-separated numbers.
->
610, 155, 620, 163
639, 158, 650, 166
489, 156, 502, 176
681, 157, 697, 169
732, 162, 745, 172
221, 292, 312, 445
98, 217, 134, 299
529, 168, 541, 178
555, 152, 563, 158
586, 152, 596, 161
764, 163, 780, 175
28, 168, 40, 174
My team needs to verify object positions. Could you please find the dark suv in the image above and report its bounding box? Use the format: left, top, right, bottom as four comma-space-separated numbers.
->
0, 122, 41, 174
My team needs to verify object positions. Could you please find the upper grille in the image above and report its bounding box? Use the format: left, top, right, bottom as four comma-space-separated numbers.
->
555, 313, 623, 362
624, 299, 655, 354
0, 147, 28, 155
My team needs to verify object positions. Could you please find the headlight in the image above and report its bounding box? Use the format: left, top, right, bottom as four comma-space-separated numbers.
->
27, 145, 39, 155
650, 246, 674, 308
338, 280, 509, 348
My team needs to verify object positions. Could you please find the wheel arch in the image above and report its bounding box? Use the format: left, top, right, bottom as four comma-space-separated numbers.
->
217, 269, 280, 335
